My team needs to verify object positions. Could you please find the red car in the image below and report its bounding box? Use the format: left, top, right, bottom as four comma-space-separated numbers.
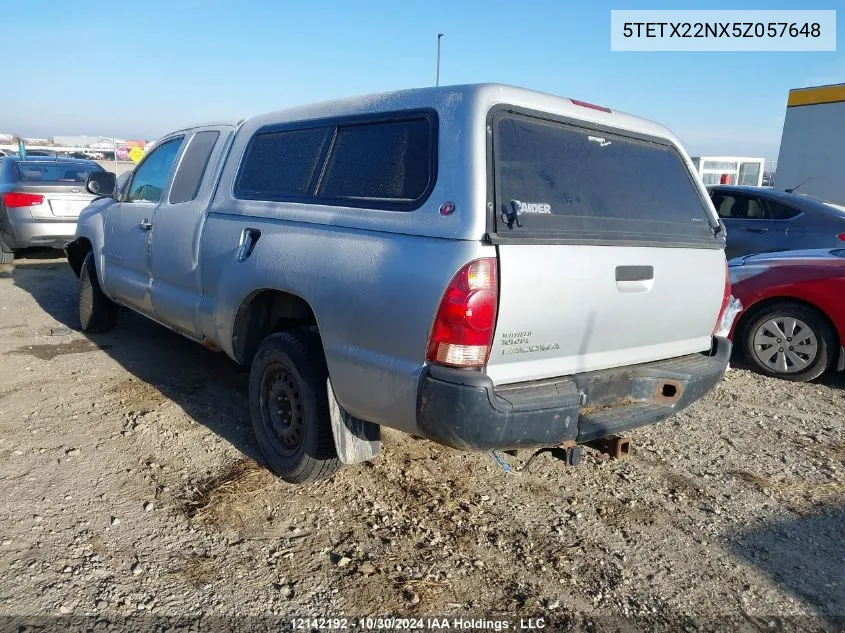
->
728, 248, 845, 381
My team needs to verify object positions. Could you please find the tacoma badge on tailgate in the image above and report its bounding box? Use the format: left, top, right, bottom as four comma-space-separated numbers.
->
500, 331, 560, 355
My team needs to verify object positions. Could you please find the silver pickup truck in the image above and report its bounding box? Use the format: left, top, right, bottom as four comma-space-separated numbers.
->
66, 84, 736, 483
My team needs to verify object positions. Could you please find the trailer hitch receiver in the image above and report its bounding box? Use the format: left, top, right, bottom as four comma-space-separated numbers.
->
586, 435, 632, 460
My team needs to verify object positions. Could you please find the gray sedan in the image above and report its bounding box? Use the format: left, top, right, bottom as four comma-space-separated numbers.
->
0, 156, 103, 263
708, 185, 845, 259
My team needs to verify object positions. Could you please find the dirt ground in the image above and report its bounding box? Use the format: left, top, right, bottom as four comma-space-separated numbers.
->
0, 251, 842, 633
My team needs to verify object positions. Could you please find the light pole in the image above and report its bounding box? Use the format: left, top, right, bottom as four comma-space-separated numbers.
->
436, 33, 443, 87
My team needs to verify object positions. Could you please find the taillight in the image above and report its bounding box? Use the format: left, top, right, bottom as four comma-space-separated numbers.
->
426, 258, 498, 368
838, 233, 845, 241
3, 192, 44, 208
713, 260, 731, 336
570, 98, 611, 113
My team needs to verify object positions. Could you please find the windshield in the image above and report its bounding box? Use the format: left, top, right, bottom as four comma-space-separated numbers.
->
15, 161, 103, 183
791, 193, 845, 215
821, 201, 845, 216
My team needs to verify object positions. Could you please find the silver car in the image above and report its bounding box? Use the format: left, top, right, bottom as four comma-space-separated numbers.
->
709, 185, 845, 259
0, 156, 103, 262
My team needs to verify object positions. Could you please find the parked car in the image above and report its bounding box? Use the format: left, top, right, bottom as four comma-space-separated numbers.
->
65, 84, 735, 483
0, 156, 104, 262
708, 185, 845, 259
729, 248, 845, 381
20, 149, 58, 157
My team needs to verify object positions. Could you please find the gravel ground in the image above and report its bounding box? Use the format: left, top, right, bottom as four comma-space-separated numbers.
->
0, 251, 842, 633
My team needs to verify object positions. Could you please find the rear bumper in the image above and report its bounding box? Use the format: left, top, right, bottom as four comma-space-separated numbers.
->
0, 209, 77, 249
417, 337, 732, 451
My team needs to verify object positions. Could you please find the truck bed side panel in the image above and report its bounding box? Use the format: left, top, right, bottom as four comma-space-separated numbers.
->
198, 213, 492, 433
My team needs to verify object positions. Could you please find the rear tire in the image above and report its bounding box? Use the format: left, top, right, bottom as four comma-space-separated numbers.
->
741, 302, 835, 382
249, 331, 341, 484
79, 252, 118, 333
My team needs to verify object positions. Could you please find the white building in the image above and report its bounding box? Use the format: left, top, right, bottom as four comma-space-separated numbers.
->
52, 135, 127, 148
690, 156, 765, 187
775, 83, 845, 204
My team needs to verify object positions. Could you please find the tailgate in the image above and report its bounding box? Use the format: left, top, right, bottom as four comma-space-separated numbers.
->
487, 245, 725, 384
486, 110, 726, 386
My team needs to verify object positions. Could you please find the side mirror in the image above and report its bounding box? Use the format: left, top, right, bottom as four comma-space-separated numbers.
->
86, 171, 116, 197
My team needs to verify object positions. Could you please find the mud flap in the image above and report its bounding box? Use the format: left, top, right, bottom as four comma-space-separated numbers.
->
327, 379, 382, 464
64, 238, 89, 278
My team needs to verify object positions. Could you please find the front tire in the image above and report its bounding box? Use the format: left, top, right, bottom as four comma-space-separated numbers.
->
249, 331, 341, 484
742, 302, 835, 382
78, 252, 118, 333
0, 241, 14, 264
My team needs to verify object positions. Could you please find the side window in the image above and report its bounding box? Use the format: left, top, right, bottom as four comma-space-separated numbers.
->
235, 127, 332, 199
126, 137, 184, 203
713, 194, 768, 219
318, 118, 432, 203
765, 200, 801, 220
233, 113, 437, 211
169, 130, 220, 204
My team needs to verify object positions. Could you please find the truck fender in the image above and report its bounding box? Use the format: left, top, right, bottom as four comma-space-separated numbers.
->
327, 379, 381, 464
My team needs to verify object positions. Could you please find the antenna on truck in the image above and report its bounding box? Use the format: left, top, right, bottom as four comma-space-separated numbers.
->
785, 176, 812, 194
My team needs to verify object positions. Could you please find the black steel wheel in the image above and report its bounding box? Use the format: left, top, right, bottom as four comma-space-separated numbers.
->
249, 331, 341, 483
260, 365, 305, 455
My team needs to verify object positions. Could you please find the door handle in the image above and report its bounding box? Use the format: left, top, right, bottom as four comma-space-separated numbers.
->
746, 227, 768, 234
236, 228, 261, 262
138, 219, 152, 231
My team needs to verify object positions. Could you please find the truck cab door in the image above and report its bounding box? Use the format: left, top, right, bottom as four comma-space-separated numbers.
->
149, 127, 231, 338
102, 136, 185, 314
